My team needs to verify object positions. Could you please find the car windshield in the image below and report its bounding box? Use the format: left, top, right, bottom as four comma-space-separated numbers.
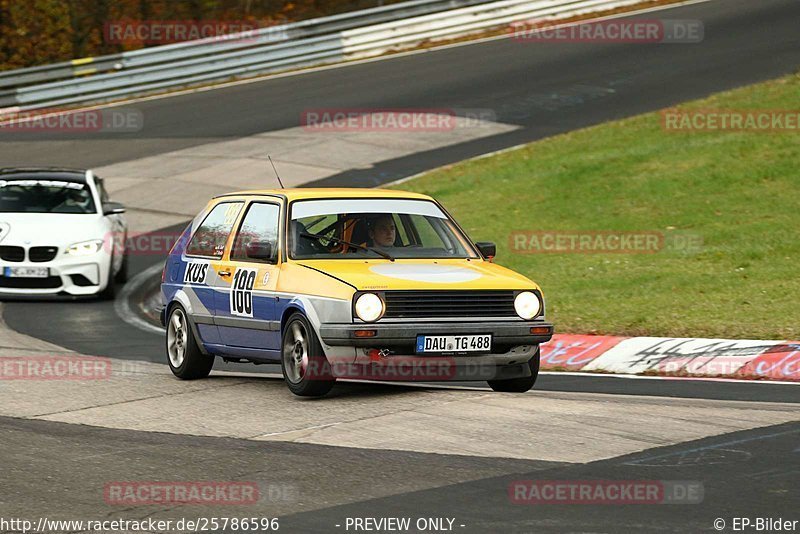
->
0, 179, 97, 214
289, 198, 479, 260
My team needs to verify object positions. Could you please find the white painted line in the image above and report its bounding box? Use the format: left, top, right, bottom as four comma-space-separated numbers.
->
150, 366, 800, 390
383, 141, 531, 188
626, 427, 800, 465
114, 262, 166, 335
3, 0, 716, 122
235, 371, 800, 388
251, 422, 343, 439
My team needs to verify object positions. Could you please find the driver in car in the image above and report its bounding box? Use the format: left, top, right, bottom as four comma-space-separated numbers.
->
54, 189, 92, 213
367, 215, 397, 248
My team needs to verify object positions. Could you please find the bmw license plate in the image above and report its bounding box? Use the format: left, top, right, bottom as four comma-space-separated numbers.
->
416, 334, 492, 354
3, 267, 49, 278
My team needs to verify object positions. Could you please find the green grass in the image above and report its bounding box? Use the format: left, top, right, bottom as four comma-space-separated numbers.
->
393, 74, 800, 339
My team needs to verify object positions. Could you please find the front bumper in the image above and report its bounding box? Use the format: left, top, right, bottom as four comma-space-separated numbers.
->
0, 256, 107, 297
319, 320, 554, 349
320, 320, 552, 381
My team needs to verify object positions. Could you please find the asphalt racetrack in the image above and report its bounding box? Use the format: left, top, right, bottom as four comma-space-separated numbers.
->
0, 0, 798, 532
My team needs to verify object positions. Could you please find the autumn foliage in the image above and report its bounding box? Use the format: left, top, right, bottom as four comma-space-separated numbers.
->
0, 0, 400, 70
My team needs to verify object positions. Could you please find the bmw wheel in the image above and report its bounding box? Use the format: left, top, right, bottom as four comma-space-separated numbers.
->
98, 253, 116, 300
115, 247, 129, 284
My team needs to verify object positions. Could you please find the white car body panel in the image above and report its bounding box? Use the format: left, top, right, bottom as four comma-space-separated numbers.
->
0, 170, 127, 297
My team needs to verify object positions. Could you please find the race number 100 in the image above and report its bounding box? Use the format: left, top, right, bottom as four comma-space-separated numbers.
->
230, 268, 257, 317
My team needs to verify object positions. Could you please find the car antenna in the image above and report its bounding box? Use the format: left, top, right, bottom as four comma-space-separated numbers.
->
268, 155, 285, 189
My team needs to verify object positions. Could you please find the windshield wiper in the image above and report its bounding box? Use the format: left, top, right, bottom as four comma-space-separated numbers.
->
299, 232, 394, 261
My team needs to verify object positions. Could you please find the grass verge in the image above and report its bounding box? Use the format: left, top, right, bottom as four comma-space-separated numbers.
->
394, 74, 800, 339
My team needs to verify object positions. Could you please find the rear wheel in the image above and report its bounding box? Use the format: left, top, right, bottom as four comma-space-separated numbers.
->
281, 313, 335, 397
167, 304, 213, 379
487, 348, 540, 393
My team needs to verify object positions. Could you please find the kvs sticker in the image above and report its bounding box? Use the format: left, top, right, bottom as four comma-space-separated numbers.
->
231, 268, 257, 317
184, 262, 209, 284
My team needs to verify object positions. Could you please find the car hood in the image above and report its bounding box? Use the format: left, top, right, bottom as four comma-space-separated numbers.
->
0, 213, 106, 247
297, 259, 539, 291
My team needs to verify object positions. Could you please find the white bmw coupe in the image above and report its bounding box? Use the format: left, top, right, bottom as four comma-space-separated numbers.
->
0, 168, 128, 299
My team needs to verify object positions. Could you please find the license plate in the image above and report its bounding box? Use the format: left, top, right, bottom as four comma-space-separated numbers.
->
416, 334, 492, 353
3, 267, 49, 278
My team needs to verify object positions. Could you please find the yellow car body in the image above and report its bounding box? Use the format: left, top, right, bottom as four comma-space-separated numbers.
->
161, 188, 553, 396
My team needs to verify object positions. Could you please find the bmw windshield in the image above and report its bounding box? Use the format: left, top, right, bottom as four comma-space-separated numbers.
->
289, 198, 479, 260
0, 179, 97, 214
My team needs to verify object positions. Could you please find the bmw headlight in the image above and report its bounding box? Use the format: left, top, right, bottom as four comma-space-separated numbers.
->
514, 291, 541, 320
355, 293, 385, 322
66, 239, 104, 256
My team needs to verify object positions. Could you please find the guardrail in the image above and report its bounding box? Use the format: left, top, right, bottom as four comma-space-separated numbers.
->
0, 0, 644, 111
0, 0, 487, 91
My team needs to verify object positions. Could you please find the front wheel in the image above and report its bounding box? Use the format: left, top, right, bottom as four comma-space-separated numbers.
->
115, 247, 129, 284
487, 348, 540, 393
166, 304, 214, 379
97, 254, 116, 300
281, 313, 335, 397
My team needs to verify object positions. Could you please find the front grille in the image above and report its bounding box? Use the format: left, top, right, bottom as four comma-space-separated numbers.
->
0, 246, 25, 262
0, 276, 62, 289
382, 290, 518, 319
29, 246, 58, 262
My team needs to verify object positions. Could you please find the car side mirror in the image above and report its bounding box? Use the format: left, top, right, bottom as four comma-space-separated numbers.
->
246, 240, 274, 262
476, 241, 496, 260
102, 202, 126, 215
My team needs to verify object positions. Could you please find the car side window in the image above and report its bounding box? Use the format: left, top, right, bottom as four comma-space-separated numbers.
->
230, 202, 281, 263
186, 202, 244, 258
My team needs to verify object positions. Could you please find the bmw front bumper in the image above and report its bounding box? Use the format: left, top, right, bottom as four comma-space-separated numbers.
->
0, 255, 109, 297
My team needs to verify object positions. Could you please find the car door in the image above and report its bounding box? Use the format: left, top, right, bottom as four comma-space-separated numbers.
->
182, 200, 245, 345
213, 200, 282, 352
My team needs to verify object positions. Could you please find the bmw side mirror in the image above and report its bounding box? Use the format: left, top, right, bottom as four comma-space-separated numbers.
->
103, 202, 126, 215
476, 241, 496, 260
246, 240, 274, 262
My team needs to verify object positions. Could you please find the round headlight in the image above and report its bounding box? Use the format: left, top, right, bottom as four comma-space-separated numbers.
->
355, 293, 384, 322
514, 291, 541, 320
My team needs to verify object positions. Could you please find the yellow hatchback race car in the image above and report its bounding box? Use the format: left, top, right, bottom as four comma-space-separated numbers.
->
161, 188, 553, 397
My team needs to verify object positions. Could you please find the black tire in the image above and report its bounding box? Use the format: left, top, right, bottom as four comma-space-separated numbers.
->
487, 348, 540, 393
98, 255, 116, 300
166, 304, 214, 380
115, 247, 129, 284
281, 313, 335, 397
